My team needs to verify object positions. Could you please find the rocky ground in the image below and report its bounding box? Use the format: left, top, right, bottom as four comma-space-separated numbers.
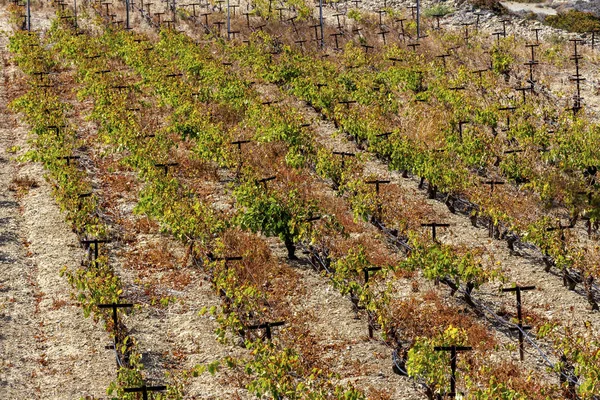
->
547, 0, 600, 15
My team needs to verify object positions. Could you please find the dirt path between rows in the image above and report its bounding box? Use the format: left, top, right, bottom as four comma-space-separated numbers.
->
0, 10, 114, 399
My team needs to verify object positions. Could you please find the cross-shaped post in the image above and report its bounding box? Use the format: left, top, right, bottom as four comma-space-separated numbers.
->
361, 44, 374, 53
36, 83, 55, 95
286, 15, 298, 34
111, 84, 130, 93
153, 10, 166, 24
333, 151, 355, 169
188, 2, 200, 16
275, 6, 284, 20
501, 285, 535, 361
492, 31, 503, 44
377, 29, 389, 45
200, 12, 210, 26
246, 321, 285, 340
436, 53, 450, 69
362, 266, 382, 338
365, 179, 390, 196
309, 24, 322, 48
213, 20, 225, 35
363, 266, 382, 285
231, 139, 250, 152
457, 120, 468, 141
257, 176, 276, 190
471, 68, 488, 86
208, 253, 243, 266
330, 32, 343, 50
546, 221, 573, 238
366, 179, 390, 221
504, 149, 523, 155
496, 148, 523, 168
376, 132, 392, 140
395, 18, 407, 42
261, 99, 280, 106
434, 345, 472, 398
572, 96, 583, 115
432, 14, 442, 30
591, 30, 598, 50
570, 40, 585, 87
98, 302, 133, 343
569, 54, 585, 105
408, 5, 417, 20
524, 59, 538, 86
154, 162, 178, 175
58, 155, 80, 166
124, 383, 167, 400
531, 28, 542, 43
294, 39, 306, 50
32, 71, 50, 84
373, 9, 385, 26
230, 3, 239, 17
421, 222, 450, 242
462, 22, 472, 44
77, 192, 92, 211
407, 42, 420, 52
525, 43, 539, 63
483, 180, 505, 194
80, 238, 110, 261
332, 12, 344, 30
304, 215, 321, 223
515, 85, 532, 104
498, 106, 517, 131
241, 10, 252, 27
46, 124, 67, 136
499, 18, 509, 37
101, 1, 111, 15
474, 12, 483, 31
339, 100, 357, 109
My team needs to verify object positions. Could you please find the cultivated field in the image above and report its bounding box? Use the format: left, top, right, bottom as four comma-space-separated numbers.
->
1, 0, 600, 399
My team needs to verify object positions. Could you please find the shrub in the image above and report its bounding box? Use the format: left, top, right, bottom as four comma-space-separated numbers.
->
466, 0, 503, 12
347, 9, 363, 22
423, 4, 454, 18
545, 10, 600, 33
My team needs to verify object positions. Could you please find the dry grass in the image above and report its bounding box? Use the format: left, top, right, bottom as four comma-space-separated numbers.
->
9, 175, 39, 198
